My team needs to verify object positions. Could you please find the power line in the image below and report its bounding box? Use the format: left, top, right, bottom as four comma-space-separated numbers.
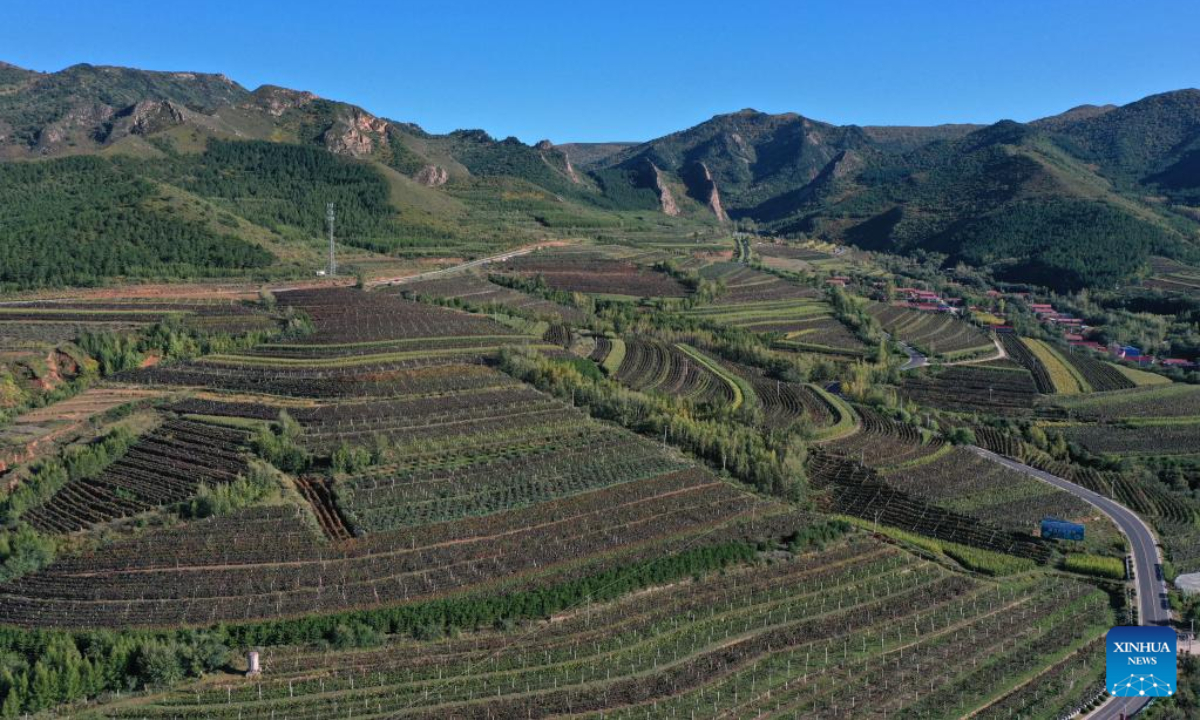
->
326, 202, 336, 276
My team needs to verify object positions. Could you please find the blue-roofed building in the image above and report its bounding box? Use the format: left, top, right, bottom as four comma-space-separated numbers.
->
1041, 517, 1085, 541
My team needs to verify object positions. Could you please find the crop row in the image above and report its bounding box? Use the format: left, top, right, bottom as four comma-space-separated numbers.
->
821, 406, 943, 468
24, 419, 250, 534
898, 363, 1038, 415
397, 273, 587, 322
807, 451, 1051, 561
97, 555, 1109, 719
0, 470, 781, 628
497, 255, 688, 297
614, 339, 736, 407
882, 447, 1092, 532
870, 303, 993, 356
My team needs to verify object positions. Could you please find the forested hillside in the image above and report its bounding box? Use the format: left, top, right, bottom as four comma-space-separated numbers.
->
0, 156, 272, 287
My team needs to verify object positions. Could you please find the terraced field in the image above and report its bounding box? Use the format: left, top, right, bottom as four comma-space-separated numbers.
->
0, 288, 795, 629
807, 451, 1052, 562
868, 303, 993, 358
396, 273, 587, 322
1053, 383, 1200, 421
1023, 338, 1089, 394
680, 265, 868, 356
883, 447, 1095, 534
80, 539, 1113, 720
0, 281, 1133, 717
1061, 420, 1200, 457
0, 298, 277, 346
724, 361, 837, 430
497, 252, 687, 298
898, 363, 1038, 415
821, 406, 944, 469
23, 418, 250, 533
999, 336, 1134, 395
613, 339, 739, 408
1144, 255, 1200, 296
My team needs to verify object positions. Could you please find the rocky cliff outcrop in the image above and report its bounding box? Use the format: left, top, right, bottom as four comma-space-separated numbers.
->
105, 100, 193, 139
250, 85, 319, 116
536, 141, 582, 184
36, 103, 115, 149
650, 163, 680, 216
323, 109, 390, 158
414, 164, 449, 186
685, 162, 727, 222
563, 154, 580, 184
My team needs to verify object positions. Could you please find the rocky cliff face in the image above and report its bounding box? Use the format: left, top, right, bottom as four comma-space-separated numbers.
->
322, 109, 391, 157
36, 103, 116, 150
250, 85, 319, 116
695, 163, 727, 222
414, 164, 449, 186
563, 154, 581, 184
104, 100, 193, 139
651, 163, 680, 216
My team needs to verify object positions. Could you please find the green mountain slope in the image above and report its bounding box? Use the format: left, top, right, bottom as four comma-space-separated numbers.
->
787, 121, 1195, 290
0, 156, 272, 287
0, 59, 1196, 293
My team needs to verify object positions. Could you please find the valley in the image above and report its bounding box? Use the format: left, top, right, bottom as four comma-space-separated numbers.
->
0, 57, 1198, 719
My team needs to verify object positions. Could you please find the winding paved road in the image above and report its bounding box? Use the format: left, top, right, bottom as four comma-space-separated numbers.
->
369, 243, 553, 287
881, 331, 927, 370
971, 446, 1168, 719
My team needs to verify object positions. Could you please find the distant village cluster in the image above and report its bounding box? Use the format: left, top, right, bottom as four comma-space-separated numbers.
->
825, 274, 1198, 371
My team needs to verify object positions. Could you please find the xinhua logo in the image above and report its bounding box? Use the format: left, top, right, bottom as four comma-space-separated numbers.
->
1107, 626, 1176, 697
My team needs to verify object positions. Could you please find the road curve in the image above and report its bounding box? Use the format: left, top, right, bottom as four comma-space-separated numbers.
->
971, 446, 1169, 719
882, 331, 927, 370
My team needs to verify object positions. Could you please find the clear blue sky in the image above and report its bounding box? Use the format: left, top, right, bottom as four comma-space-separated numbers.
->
3, 0, 1197, 143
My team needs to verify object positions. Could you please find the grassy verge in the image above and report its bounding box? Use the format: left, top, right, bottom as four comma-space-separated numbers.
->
674, 343, 754, 412
600, 338, 626, 375
1115, 364, 1173, 386
810, 385, 858, 441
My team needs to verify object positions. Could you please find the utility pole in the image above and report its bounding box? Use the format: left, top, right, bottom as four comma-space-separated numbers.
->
326, 202, 337, 276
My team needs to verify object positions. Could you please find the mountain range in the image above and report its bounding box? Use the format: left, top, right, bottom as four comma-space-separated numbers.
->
1, 60, 1198, 291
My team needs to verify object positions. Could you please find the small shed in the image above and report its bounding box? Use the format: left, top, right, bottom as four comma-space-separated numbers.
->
1041, 517, 1085, 541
